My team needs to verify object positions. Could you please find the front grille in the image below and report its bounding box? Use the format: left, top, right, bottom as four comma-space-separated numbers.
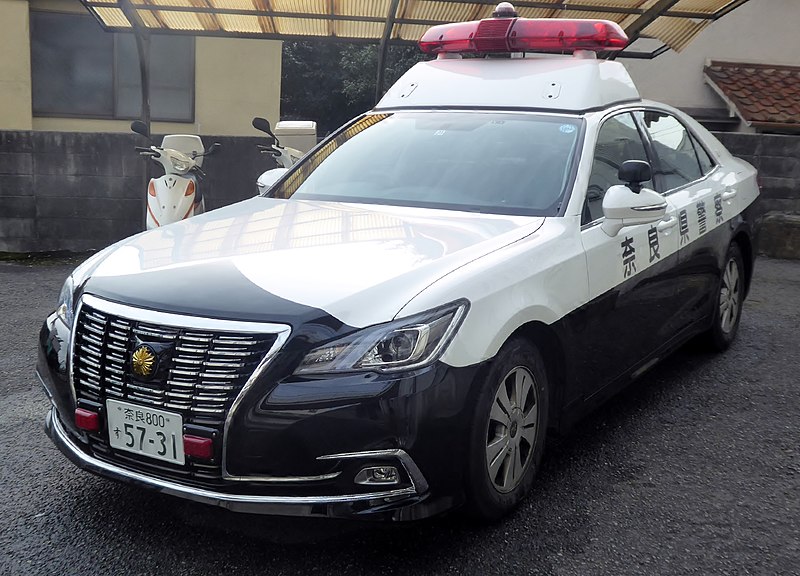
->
71, 300, 283, 484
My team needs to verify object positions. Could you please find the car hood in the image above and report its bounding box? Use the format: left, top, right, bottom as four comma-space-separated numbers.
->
83, 197, 545, 328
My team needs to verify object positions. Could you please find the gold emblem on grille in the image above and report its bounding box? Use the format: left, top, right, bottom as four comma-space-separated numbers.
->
132, 345, 156, 377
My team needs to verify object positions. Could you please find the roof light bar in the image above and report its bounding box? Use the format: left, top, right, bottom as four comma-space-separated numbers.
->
419, 14, 629, 55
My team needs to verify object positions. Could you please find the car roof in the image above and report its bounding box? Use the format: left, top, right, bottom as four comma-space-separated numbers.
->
375, 54, 641, 114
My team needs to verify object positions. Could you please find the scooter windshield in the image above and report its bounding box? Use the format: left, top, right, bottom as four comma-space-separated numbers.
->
267, 111, 584, 217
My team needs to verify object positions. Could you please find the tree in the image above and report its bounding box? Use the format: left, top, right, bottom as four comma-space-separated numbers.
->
281, 41, 427, 135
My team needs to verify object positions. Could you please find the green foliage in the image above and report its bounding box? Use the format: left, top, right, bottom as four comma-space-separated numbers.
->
281, 41, 426, 135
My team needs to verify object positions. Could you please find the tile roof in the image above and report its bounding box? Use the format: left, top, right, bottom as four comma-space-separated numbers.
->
704, 60, 800, 129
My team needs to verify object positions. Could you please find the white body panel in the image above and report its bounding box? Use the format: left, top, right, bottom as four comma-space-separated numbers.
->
92, 198, 546, 329
376, 57, 640, 112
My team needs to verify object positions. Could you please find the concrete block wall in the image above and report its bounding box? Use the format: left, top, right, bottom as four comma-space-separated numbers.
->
714, 133, 800, 215
714, 132, 800, 260
1, 130, 799, 256
0, 131, 275, 253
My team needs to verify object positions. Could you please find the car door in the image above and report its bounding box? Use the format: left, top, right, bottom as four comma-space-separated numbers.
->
576, 111, 681, 397
637, 110, 728, 335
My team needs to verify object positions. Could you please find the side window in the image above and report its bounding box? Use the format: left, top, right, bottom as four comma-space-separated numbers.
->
640, 112, 703, 191
690, 132, 716, 175
585, 113, 652, 223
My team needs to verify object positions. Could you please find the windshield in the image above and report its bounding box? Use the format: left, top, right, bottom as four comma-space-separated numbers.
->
268, 111, 583, 216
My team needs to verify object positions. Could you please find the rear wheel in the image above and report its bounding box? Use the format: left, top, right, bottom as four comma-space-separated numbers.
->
465, 338, 549, 521
703, 243, 745, 351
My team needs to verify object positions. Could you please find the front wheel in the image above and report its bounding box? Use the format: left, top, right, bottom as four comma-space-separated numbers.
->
703, 243, 745, 351
465, 338, 549, 521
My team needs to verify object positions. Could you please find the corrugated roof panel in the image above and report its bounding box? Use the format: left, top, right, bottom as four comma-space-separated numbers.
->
401, 1, 488, 23
217, 14, 263, 32
270, 0, 327, 15
94, 6, 132, 27
273, 16, 328, 36
672, 0, 732, 14
643, 15, 709, 51
143, 0, 195, 6
334, 20, 385, 39
394, 23, 429, 41
514, 7, 557, 19
553, 0, 646, 7
337, 0, 390, 18
547, 9, 630, 22
157, 10, 208, 30
136, 9, 163, 27
209, 0, 259, 10
257, 15, 276, 33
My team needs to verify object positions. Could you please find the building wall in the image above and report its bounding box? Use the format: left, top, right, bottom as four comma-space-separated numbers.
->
0, 0, 282, 136
0, 130, 277, 253
0, 0, 34, 131
622, 0, 800, 114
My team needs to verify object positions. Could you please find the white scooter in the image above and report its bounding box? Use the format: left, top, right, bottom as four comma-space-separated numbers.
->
252, 117, 303, 195
131, 120, 220, 229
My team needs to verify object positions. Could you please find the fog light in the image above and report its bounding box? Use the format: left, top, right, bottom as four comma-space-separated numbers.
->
75, 408, 100, 432
183, 435, 213, 460
355, 466, 399, 485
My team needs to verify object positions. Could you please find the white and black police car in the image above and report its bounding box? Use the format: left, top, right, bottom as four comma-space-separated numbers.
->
38, 4, 760, 521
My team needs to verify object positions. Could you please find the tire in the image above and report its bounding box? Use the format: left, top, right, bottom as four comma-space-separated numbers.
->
465, 337, 549, 521
703, 243, 745, 352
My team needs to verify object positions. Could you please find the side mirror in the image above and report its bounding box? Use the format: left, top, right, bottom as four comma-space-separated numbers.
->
252, 117, 274, 136
601, 185, 667, 236
256, 167, 288, 195
618, 160, 652, 193
130, 120, 150, 140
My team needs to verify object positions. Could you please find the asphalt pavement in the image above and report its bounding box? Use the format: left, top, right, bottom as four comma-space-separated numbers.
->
1, 256, 798, 576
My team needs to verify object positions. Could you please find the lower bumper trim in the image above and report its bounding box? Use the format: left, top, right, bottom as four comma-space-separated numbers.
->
45, 408, 421, 516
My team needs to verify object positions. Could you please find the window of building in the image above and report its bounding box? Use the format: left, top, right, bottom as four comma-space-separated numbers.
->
30, 11, 194, 122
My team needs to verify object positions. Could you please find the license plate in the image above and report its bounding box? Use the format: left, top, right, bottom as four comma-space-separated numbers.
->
106, 399, 185, 465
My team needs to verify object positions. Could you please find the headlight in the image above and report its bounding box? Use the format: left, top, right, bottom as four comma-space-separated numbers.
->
56, 275, 75, 326
295, 300, 468, 375
172, 158, 191, 172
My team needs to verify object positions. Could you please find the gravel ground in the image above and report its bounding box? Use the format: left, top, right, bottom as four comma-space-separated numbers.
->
1, 257, 798, 576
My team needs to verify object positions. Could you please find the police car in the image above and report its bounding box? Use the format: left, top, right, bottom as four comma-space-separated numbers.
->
38, 4, 760, 521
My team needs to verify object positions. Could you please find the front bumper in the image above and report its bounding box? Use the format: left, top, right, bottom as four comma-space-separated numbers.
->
38, 305, 488, 521
44, 405, 436, 519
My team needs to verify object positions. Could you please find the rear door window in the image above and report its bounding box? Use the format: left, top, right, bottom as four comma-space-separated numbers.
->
640, 112, 704, 191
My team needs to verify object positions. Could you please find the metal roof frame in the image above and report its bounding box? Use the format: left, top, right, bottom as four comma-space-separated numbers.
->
81, 0, 752, 133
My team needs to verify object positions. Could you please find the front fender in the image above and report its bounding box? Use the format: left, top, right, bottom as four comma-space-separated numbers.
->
397, 218, 588, 368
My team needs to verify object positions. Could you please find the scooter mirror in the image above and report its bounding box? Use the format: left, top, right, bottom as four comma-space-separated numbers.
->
131, 120, 150, 140
252, 117, 274, 136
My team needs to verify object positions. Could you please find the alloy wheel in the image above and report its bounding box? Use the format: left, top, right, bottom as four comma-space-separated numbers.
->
485, 366, 539, 493
719, 257, 741, 334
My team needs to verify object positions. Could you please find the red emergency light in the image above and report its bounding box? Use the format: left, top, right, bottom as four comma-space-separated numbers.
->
418, 17, 629, 55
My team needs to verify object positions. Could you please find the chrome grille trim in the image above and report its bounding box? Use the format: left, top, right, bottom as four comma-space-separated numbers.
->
69, 294, 291, 484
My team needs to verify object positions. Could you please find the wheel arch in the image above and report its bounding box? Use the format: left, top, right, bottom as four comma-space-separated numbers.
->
732, 230, 754, 298
509, 320, 568, 433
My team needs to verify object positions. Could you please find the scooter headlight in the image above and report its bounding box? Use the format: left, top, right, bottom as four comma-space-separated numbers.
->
294, 300, 468, 375
172, 158, 191, 173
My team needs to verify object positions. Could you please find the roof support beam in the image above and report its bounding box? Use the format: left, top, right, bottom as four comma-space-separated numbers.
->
375, 0, 401, 104
119, 0, 152, 230
623, 0, 681, 44
85, 2, 723, 22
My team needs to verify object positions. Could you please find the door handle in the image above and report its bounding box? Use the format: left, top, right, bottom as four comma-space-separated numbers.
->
656, 216, 678, 232
721, 188, 737, 201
